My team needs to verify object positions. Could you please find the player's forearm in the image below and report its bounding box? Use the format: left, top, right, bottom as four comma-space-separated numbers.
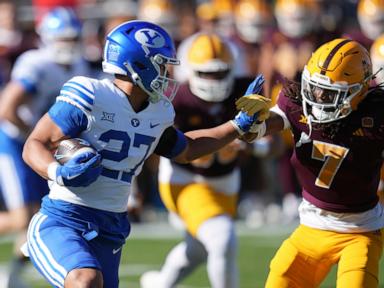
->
176, 121, 239, 163
23, 137, 56, 179
241, 112, 286, 142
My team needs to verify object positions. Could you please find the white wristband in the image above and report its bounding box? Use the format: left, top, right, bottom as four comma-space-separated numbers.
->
229, 120, 245, 136
47, 162, 60, 182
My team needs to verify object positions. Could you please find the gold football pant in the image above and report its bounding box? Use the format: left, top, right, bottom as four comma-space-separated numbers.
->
159, 182, 237, 236
265, 224, 383, 288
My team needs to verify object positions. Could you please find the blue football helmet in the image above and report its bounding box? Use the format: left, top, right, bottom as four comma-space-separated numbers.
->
37, 7, 82, 64
102, 20, 180, 103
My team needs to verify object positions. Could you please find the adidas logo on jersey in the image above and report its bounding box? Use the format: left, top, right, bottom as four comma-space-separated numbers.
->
353, 128, 365, 137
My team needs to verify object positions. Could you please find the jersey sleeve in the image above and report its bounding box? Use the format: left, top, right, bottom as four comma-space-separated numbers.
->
48, 76, 95, 137
56, 76, 95, 114
154, 126, 187, 158
10, 51, 41, 94
48, 101, 88, 137
274, 89, 291, 129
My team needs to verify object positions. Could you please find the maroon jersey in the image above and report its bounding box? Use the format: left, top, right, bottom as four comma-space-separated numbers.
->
172, 78, 253, 177
277, 88, 384, 213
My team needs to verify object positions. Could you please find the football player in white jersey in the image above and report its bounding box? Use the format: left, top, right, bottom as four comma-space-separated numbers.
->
21, 20, 269, 287
0, 7, 91, 287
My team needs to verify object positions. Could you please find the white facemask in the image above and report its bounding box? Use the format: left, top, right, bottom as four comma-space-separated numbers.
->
49, 41, 82, 65
311, 106, 334, 121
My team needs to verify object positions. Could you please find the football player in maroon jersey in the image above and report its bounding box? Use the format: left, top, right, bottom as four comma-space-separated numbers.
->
141, 33, 269, 288
237, 38, 384, 287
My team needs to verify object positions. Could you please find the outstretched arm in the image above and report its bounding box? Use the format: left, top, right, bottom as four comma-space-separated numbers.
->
171, 74, 269, 163
171, 108, 287, 164
172, 121, 239, 163
155, 74, 281, 164
171, 107, 285, 164
235, 82, 290, 143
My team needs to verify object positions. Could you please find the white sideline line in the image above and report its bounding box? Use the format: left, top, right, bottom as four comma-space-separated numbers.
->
128, 221, 296, 240
0, 221, 296, 244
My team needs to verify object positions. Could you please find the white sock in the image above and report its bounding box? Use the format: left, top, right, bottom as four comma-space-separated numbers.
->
197, 215, 238, 288
160, 233, 207, 287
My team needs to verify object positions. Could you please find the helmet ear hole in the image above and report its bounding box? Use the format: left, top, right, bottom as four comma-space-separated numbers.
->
133, 61, 147, 70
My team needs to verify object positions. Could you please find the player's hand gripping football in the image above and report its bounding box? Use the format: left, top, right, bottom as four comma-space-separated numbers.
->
55, 152, 102, 187
231, 74, 271, 135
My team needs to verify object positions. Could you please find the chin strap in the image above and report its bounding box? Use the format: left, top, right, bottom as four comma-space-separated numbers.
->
296, 115, 313, 147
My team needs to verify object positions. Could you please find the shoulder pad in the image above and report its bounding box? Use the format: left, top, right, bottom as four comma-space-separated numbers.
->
57, 76, 95, 112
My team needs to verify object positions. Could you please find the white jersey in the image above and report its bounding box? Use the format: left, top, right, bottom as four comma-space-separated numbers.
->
9, 48, 91, 130
48, 76, 175, 212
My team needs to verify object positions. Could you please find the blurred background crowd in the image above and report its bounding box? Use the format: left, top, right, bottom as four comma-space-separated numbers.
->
0, 0, 383, 229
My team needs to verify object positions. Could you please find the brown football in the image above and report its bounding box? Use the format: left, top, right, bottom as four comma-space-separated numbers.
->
54, 138, 97, 165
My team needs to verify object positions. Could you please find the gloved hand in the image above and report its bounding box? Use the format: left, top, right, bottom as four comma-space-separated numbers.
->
232, 74, 270, 134
236, 73, 270, 120
55, 152, 102, 187
244, 73, 265, 95
235, 95, 271, 120
232, 111, 258, 135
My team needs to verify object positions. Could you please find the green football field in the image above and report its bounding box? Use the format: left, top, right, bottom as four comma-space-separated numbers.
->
0, 222, 383, 288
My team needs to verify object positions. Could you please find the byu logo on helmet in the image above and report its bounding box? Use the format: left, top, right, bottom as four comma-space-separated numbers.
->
135, 29, 165, 48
